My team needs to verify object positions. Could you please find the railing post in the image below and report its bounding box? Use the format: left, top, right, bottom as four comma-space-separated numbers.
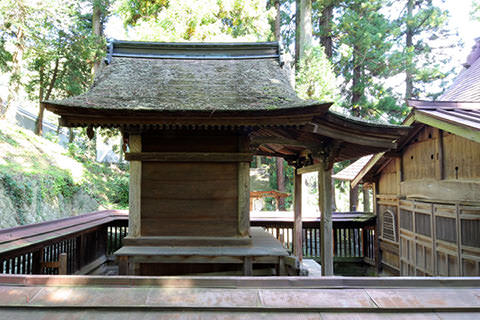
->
97, 226, 108, 259
374, 216, 381, 272
76, 234, 86, 272
361, 227, 366, 260
59, 253, 67, 275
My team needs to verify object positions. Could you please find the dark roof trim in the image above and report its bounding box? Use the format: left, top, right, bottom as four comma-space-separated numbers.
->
43, 101, 331, 128
105, 40, 281, 63
408, 99, 480, 143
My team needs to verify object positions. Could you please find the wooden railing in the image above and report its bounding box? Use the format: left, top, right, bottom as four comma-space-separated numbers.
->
0, 210, 376, 275
0, 210, 128, 275
251, 212, 377, 264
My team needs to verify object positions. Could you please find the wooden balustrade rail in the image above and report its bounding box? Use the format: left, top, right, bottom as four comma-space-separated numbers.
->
0, 210, 376, 275
0, 210, 128, 275
250, 212, 377, 263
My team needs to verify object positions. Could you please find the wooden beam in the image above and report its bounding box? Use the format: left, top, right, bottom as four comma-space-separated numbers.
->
293, 171, 303, 262
400, 179, 480, 204
436, 129, 444, 180
297, 163, 323, 175
351, 152, 385, 188
415, 111, 480, 143
128, 134, 142, 238
305, 122, 398, 149
250, 136, 316, 149
395, 157, 403, 186
318, 162, 334, 275
125, 152, 252, 162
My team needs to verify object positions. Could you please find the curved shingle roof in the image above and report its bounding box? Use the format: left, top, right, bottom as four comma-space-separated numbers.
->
44, 41, 321, 112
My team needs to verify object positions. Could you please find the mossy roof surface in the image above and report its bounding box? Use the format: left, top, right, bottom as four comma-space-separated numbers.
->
46, 46, 319, 112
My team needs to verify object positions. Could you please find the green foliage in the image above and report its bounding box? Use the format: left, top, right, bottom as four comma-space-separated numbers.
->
0, 172, 33, 224
0, 128, 19, 146
66, 140, 129, 209
117, 0, 275, 41
23, 2, 103, 103
296, 45, 339, 103
0, 38, 12, 72
264, 157, 294, 210
472, 0, 480, 21
394, 0, 456, 100
334, 0, 404, 119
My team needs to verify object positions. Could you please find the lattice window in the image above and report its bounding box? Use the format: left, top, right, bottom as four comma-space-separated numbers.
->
436, 216, 456, 243
382, 210, 396, 242
400, 209, 413, 231
415, 213, 431, 237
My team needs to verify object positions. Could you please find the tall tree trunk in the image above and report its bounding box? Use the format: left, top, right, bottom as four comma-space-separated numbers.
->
256, 156, 262, 168
274, 0, 281, 41
319, 2, 333, 58
295, 0, 312, 71
351, 44, 362, 117
92, 1, 104, 74
68, 128, 75, 143
35, 58, 59, 136
35, 66, 45, 136
4, 27, 25, 122
349, 184, 358, 212
405, 0, 414, 99
276, 157, 286, 210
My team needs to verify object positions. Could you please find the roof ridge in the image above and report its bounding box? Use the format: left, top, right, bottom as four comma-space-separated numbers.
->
105, 40, 281, 64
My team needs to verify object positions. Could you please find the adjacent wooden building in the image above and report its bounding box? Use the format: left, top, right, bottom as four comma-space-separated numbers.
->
43, 40, 408, 276
351, 45, 480, 276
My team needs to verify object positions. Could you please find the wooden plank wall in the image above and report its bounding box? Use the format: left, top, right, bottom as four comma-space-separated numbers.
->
375, 126, 480, 276
398, 200, 480, 276
140, 131, 241, 237
377, 160, 398, 195
443, 132, 480, 180
402, 127, 438, 181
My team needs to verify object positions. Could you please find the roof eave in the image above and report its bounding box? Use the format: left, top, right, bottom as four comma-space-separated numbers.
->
43, 101, 332, 128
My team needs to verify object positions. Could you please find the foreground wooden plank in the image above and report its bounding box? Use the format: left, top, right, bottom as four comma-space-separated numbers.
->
1, 275, 480, 319
2, 275, 480, 288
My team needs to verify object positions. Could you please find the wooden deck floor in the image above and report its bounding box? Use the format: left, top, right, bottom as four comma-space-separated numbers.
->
1, 275, 479, 319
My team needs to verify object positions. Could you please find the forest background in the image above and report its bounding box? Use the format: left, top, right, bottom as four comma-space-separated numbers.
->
0, 0, 479, 224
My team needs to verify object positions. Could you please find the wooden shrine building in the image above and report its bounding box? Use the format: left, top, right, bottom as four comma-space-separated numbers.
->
346, 42, 480, 276
43, 41, 408, 276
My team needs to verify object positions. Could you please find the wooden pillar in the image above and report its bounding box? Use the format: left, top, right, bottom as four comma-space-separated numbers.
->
318, 164, 333, 275
331, 170, 336, 211
128, 134, 142, 238
238, 135, 250, 237
349, 185, 358, 211
118, 256, 128, 275
363, 184, 370, 212
294, 170, 303, 262
243, 256, 253, 276
58, 253, 67, 275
